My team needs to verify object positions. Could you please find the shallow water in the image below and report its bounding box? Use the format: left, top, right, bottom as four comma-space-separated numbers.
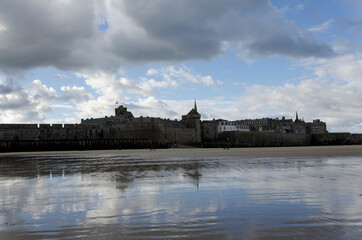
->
0, 153, 362, 239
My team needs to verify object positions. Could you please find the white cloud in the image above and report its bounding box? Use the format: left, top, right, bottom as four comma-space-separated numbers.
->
126, 97, 179, 119
53, 74, 68, 81
216, 80, 224, 85
200, 76, 214, 86
149, 65, 215, 87
309, 19, 334, 33
25, 80, 56, 100
138, 78, 179, 95
51, 104, 73, 109
0, 77, 56, 122
0, 22, 7, 32
277, 3, 305, 17
146, 68, 158, 76
79, 72, 139, 98
71, 72, 128, 119
60, 85, 93, 102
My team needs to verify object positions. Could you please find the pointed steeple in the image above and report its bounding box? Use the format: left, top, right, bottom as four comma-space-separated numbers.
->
187, 100, 200, 115
296, 111, 299, 121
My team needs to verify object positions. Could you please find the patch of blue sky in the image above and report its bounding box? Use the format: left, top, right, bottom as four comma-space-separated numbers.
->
98, 18, 109, 32
120, 64, 152, 80
47, 107, 78, 123
272, 0, 360, 37
271, 0, 359, 52
187, 55, 306, 87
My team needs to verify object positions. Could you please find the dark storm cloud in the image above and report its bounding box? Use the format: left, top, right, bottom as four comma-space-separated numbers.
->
0, 82, 15, 94
116, 0, 335, 61
245, 33, 335, 59
0, 0, 335, 72
0, 0, 98, 71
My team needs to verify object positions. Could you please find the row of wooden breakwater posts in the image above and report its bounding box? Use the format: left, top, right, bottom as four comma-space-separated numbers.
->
0, 139, 168, 152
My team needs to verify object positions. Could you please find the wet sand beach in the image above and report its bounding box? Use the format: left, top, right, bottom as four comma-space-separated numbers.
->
1, 145, 362, 239
2, 145, 362, 158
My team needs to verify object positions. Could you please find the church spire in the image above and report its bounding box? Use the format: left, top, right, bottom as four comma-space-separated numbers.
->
296, 111, 299, 121
187, 100, 200, 115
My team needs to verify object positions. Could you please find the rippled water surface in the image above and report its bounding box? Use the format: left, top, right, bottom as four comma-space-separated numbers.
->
1, 152, 362, 239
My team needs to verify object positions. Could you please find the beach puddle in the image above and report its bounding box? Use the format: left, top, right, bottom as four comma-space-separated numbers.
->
1, 153, 362, 239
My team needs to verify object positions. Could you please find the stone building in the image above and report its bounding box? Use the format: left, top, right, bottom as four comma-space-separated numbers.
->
234, 112, 327, 134
81, 105, 134, 126
236, 118, 274, 132
306, 119, 327, 134
272, 117, 295, 133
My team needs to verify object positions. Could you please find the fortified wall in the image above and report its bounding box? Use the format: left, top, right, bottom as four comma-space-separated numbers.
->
206, 131, 312, 147
0, 104, 201, 144
0, 124, 100, 141
311, 133, 362, 145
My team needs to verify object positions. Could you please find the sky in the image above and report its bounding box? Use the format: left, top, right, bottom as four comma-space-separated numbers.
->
0, 0, 361, 133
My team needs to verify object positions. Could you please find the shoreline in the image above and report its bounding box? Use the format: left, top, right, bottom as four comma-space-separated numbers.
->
1, 145, 362, 159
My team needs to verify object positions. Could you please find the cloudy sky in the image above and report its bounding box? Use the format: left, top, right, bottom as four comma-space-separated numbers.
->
0, 0, 361, 132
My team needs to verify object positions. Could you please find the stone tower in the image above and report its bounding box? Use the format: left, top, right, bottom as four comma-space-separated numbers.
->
115, 105, 134, 119
182, 100, 201, 143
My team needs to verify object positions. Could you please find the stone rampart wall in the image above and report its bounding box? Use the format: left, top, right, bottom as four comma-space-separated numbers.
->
0, 139, 168, 152
214, 132, 312, 147
1, 124, 361, 151
0, 122, 194, 143
0, 124, 101, 140
311, 133, 352, 145
164, 125, 199, 144
204, 132, 362, 148
351, 134, 362, 144
103, 122, 164, 140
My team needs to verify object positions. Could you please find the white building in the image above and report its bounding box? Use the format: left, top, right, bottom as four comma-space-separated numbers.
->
218, 120, 249, 133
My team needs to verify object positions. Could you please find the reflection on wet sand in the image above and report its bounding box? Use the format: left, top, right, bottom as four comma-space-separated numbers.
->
1, 153, 362, 239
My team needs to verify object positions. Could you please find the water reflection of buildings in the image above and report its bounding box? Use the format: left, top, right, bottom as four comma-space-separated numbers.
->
184, 161, 202, 190
0, 155, 205, 192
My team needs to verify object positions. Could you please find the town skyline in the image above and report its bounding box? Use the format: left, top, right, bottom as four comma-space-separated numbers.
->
0, 0, 361, 133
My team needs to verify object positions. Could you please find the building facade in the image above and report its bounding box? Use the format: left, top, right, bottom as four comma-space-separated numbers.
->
217, 120, 249, 133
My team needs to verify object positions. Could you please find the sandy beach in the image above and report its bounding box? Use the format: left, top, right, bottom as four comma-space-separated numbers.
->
1, 145, 362, 158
